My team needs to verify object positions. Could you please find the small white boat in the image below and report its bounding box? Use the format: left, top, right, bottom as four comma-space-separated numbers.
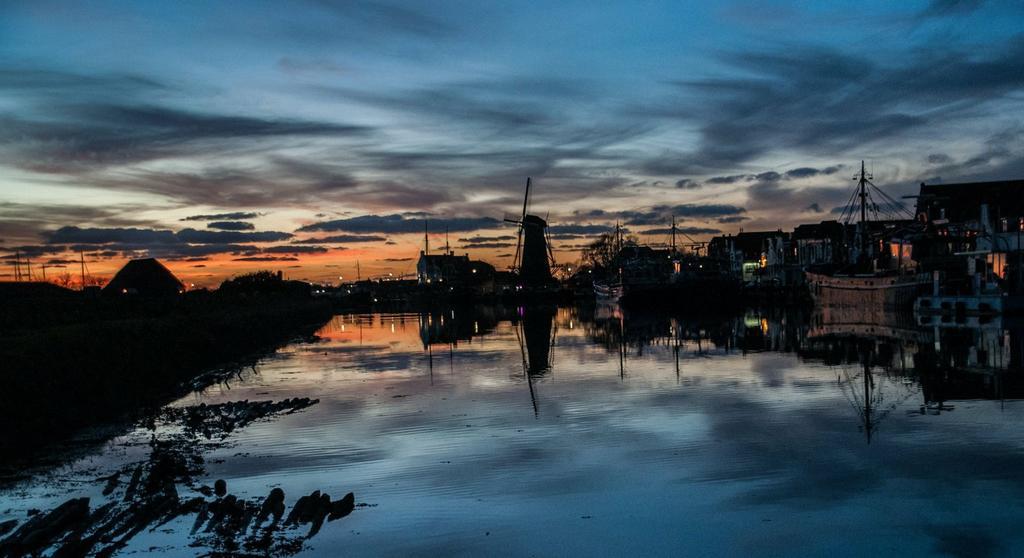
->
593, 280, 624, 302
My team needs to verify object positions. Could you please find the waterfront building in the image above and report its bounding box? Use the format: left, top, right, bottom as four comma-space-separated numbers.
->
709, 230, 789, 285
416, 250, 496, 293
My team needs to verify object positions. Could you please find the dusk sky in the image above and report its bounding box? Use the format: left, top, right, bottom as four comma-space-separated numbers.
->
2, 0, 1023, 287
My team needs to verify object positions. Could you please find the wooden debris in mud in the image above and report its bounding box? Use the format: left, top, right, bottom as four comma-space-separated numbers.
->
0, 397, 354, 557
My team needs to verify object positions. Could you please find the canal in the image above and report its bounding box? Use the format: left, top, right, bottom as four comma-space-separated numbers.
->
2, 305, 1024, 557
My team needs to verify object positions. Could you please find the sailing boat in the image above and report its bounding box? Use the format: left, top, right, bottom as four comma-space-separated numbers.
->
805, 162, 930, 311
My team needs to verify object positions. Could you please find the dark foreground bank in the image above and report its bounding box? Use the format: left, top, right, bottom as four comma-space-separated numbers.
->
0, 288, 334, 464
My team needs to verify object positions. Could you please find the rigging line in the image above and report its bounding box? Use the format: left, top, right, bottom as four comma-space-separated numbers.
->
841, 174, 865, 224
839, 181, 861, 224
865, 178, 912, 218
869, 183, 915, 220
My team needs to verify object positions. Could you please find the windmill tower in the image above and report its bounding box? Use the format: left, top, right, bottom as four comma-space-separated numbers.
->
504, 177, 554, 288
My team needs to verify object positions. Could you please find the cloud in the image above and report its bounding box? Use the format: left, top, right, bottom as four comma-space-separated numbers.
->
0, 67, 167, 102
702, 166, 844, 185
47, 226, 178, 245
36, 225, 305, 260
664, 204, 746, 217
293, 234, 387, 244
805, 203, 824, 213
233, 256, 300, 262
276, 57, 346, 76
640, 226, 721, 235
458, 235, 516, 243
181, 212, 262, 221
297, 214, 501, 234
175, 228, 293, 244
262, 245, 330, 254
207, 221, 255, 231
717, 215, 749, 224
0, 104, 372, 175
646, 37, 1024, 173
706, 174, 752, 185
0, 245, 67, 258
546, 224, 614, 235
459, 242, 515, 249
312, 0, 456, 39
784, 166, 844, 179
918, 0, 986, 19
568, 204, 746, 229
675, 178, 700, 189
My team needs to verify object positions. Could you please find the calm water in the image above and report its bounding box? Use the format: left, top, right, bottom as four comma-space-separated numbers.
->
4, 305, 1024, 557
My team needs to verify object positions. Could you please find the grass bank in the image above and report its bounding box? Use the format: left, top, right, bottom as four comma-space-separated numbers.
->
0, 291, 333, 460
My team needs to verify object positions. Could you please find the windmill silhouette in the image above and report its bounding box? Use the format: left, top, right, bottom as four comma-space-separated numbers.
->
503, 177, 554, 287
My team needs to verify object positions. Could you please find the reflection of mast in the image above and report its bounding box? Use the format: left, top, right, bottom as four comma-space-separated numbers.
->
863, 359, 873, 443
427, 340, 434, 385
618, 314, 626, 380
839, 349, 879, 444
838, 342, 919, 444
673, 322, 680, 382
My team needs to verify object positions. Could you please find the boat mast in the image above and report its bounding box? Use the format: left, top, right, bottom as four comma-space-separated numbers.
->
671, 215, 677, 253
858, 160, 869, 259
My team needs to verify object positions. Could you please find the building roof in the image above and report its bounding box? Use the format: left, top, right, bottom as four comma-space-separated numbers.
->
916, 179, 1024, 223
792, 220, 849, 241
102, 258, 184, 296
732, 231, 787, 259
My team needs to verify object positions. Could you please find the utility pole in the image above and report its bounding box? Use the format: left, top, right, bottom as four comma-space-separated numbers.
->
356, 260, 361, 282
80, 251, 87, 290
13, 251, 21, 282
424, 220, 429, 255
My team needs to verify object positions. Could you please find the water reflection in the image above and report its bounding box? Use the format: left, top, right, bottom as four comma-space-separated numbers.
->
3, 304, 1024, 556
584, 303, 1024, 441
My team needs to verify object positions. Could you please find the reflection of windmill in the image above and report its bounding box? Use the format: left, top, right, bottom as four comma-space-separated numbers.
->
503, 177, 554, 287
514, 305, 557, 416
